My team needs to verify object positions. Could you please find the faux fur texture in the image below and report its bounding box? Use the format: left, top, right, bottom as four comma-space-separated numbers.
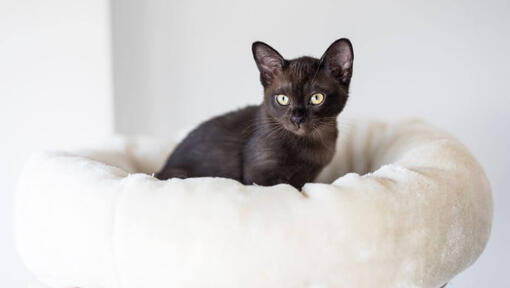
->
15, 119, 492, 288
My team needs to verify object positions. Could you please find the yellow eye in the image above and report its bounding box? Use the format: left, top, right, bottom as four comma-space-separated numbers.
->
310, 93, 325, 105
276, 94, 290, 106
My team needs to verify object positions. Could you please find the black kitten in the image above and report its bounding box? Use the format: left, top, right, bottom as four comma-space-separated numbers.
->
156, 39, 354, 189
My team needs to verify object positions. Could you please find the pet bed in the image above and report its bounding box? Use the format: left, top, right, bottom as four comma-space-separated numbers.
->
15, 119, 492, 288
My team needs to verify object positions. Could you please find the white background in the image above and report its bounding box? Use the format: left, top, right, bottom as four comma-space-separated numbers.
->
1, 0, 509, 287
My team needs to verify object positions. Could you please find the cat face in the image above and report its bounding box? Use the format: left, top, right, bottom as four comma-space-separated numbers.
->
252, 39, 353, 137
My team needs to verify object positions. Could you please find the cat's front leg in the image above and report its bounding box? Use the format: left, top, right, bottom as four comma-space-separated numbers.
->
154, 167, 188, 180
242, 171, 281, 186
246, 175, 290, 187
242, 162, 289, 187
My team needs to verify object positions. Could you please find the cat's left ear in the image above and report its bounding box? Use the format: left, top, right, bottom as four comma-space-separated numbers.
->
252, 41, 285, 86
321, 38, 354, 85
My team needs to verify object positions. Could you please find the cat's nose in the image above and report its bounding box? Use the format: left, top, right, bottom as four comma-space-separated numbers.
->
291, 109, 306, 128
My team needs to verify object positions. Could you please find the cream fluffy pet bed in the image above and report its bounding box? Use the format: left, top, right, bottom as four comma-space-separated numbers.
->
15, 119, 492, 288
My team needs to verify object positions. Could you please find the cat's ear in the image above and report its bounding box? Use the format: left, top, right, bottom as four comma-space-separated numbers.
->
252, 41, 285, 86
321, 38, 354, 85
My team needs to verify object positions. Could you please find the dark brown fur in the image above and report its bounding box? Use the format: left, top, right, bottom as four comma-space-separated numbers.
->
156, 39, 354, 189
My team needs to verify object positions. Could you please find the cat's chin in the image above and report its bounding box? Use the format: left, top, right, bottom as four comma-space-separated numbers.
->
283, 123, 338, 140
291, 129, 307, 136
283, 124, 309, 137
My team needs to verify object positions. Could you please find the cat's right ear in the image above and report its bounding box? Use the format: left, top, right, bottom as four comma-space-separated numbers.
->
252, 41, 285, 86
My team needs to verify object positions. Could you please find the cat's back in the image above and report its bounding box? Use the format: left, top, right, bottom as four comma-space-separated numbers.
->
156, 105, 259, 180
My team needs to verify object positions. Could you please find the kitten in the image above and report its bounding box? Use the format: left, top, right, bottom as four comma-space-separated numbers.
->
156, 38, 354, 189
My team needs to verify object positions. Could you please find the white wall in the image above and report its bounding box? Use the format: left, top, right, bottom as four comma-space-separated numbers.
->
112, 0, 510, 287
0, 0, 112, 287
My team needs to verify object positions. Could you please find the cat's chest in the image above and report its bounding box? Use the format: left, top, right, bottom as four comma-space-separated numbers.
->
253, 136, 336, 167
292, 140, 336, 166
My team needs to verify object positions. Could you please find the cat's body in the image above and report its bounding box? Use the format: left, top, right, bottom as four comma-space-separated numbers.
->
156, 39, 354, 189
156, 105, 337, 188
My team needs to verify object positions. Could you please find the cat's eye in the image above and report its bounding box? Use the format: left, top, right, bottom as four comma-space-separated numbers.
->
275, 94, 290, 106
310, 93, 325, 105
